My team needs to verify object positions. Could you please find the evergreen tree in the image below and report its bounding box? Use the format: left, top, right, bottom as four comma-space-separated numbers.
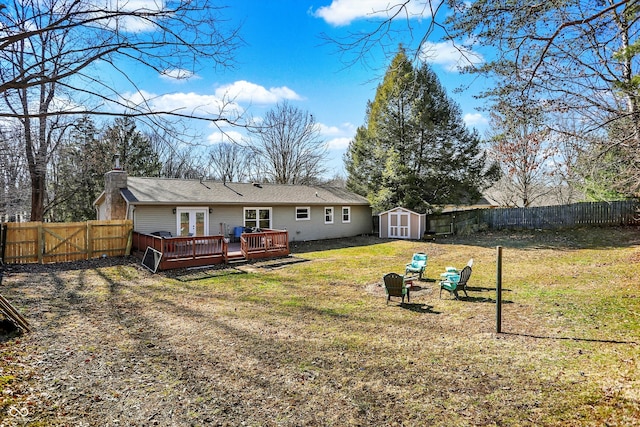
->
50, 116, 163, 221
49, 116, 104, 221
101, 117, 162, 177
345, 48, 498, 213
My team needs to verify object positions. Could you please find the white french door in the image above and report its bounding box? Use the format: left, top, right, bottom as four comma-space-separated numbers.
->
389, 211, 410, 239
176, 208, 209, 236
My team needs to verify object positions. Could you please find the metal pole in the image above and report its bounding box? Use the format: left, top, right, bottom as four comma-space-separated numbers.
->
496, 245, 502, 333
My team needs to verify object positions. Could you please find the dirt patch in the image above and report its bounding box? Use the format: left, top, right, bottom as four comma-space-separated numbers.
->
364, 280, 434, 299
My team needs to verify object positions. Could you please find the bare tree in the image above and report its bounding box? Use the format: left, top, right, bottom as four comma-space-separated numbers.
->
0, 0, 242, 220
208, 143, 250, 183
0, 122, 30, 220
0, 0, 241, 102
247, 102, 328, 185
486, 104, 555, 207
447, 0, 640, 197
320, 1, 451, 68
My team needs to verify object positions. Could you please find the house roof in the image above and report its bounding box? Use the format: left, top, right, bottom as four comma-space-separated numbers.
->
439, 195, 500, 213
119, 177, 370, 206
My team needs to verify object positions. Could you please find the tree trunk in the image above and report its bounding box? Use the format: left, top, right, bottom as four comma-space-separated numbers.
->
30, 171, 45, 221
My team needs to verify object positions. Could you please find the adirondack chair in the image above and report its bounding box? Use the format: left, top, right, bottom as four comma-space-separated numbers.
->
439, 259, 473, 299
383, 273, 410, 305
405, 252, 428, 280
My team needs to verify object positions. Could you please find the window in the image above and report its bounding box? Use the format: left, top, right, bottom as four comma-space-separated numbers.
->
342, 206, 351, 223
296, 206, 310, 221
324, 207, 334, 224
244, 207, 272, 229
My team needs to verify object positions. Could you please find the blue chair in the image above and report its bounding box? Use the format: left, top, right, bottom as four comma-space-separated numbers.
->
405, 252, 428, 280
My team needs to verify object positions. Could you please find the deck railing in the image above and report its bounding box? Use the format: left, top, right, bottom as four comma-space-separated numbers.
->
132, 232, 227, 270
240, 229, 289, 260
132, 229, 290, 270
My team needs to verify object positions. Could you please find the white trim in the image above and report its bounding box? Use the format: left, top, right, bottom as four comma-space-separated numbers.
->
341, 206, 351, 223
295, 206, 311, 221
176, 207, 209, 236
324, 206, 334, 224
243, 207, 273, 229
388, 210, 410, 239
378, 206, 421, 216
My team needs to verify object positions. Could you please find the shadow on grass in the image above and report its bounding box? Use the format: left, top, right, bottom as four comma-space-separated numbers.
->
501, 331, 638, 345
465, 286, 511, 292
459, 296, 514, 304
440, 226, 640, 251
289, 235, 386, 254
249, 257, 310, 269
172, 267, 247, 282
399, 303, 441, 314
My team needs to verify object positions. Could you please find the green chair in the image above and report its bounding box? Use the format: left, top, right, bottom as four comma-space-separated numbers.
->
439, 264, 472, 299
405, 252, 428, 280
383, 273, 410, 305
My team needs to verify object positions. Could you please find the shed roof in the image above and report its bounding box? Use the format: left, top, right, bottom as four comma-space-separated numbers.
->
377, 206, 424, 216
120, 177, 370, 206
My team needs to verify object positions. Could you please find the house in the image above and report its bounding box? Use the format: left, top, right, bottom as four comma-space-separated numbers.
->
94, 168, 373, 242
378, 207, 426, 240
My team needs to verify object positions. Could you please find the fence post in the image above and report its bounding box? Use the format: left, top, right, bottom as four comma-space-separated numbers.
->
37, 222, 44, 264
0, 223, 6, 264
496, 245, 503, 333
87, 221, 93, 260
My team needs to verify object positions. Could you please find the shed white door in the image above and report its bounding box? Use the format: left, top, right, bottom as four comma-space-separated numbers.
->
176, 208, 208, 236
389, 211, 410, 239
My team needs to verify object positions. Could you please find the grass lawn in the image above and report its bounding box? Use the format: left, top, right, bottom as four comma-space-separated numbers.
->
0, 227, 639, 426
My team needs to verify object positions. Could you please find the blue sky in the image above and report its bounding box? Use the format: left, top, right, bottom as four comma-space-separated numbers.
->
121, 1, 490, 177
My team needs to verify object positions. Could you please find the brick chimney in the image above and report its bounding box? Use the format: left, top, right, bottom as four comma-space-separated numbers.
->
103, 156, 128, 220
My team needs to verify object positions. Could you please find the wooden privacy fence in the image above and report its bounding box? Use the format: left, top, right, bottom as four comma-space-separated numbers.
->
480, 200, 639, 230
428, 200, 639, 234
1, 220, 133, 264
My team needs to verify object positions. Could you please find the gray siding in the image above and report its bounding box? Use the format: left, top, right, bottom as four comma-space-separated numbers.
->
282, 205, 372, 242
210, 205, 243, 237
132, 205, 179, 235
129, 203, 372, 241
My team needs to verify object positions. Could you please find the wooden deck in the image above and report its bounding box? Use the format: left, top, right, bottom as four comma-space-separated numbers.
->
132, 230, 289, 271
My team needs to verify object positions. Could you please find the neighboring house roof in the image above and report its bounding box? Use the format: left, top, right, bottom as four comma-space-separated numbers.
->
439, 195, 500, 213
118, 177, 370, 206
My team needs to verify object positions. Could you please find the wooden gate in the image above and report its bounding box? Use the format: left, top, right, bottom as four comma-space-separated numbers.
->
1, 220, 132, 264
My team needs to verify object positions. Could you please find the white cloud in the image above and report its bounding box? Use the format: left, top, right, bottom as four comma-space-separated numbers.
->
421, 40, 484, 72
312, 0, 430, 26
160, 68, 199, 82
325, 137, 351, 150
120, 90, 244, 118
463, 112, 488, 127
214, 80, 302, 104
88, 0, 167, 32
317, 122, 356, 150
318, 121, 356, 136
207, 129, 245, 144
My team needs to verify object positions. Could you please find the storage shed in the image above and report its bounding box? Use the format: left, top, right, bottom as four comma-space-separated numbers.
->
378, 207, 426, 240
